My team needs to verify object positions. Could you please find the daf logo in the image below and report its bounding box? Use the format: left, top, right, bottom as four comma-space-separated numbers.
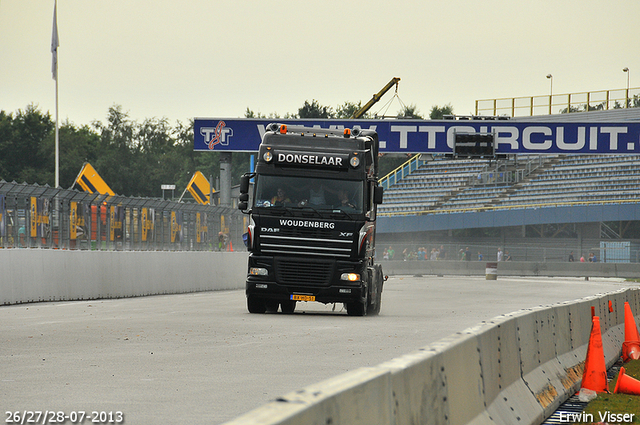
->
340, 232, 353, 237
261, 227, 280, 233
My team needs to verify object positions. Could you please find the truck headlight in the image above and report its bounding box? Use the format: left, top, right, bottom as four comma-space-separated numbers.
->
340, 273, 360, 282
263, 151, 273, 162
349, 156, 360, 167
250, 267, 268, 276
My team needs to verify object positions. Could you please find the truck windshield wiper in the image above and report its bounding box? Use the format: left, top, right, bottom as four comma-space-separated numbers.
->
293, 205, 323, 218
263, 206, 293, 216
330, 208, 354, 220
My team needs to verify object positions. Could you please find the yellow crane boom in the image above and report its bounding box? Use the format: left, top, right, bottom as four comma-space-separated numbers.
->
352, 77, 401, 119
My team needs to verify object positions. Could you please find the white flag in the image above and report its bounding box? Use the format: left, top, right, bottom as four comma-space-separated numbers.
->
51, 1, 59, 80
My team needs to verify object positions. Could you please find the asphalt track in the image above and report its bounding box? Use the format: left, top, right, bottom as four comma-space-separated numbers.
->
1, 276, 636, 424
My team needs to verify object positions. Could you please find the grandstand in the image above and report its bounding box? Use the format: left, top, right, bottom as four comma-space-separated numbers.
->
380, 108, 640, 217
375, 109, 640, 263
378, 153, 640, 216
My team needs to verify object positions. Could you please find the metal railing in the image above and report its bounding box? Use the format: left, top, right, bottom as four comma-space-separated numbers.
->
0, 181, 247, 252
378, 154, 426, 190
475, 87, 640, 117
378, 198, 640, 217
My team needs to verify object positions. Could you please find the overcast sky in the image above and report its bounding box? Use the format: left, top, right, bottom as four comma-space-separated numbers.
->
1, 0, 638, 127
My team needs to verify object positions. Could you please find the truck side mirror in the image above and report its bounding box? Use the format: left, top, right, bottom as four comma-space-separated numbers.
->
240, 174, 251, 194
238, 192, 249, 211
374, 186, 383, 204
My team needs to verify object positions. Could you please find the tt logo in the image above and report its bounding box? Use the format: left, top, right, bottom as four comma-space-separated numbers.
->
201, 121, 233, 149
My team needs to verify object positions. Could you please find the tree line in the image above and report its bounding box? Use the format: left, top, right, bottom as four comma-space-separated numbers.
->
0, 101, 454, 199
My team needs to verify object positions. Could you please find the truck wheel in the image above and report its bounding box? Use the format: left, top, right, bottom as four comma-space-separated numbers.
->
247, 295, 266, 314
265, 300, 279, 313
369, 265, 384, 316
280, 300, 296, 314
367, 289, 381, 316
346, 301, 366, 316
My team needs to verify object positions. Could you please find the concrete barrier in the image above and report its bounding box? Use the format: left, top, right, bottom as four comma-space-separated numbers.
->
0, 249, 248, 305
379, 259, 640, 279
222, 287, 640, 425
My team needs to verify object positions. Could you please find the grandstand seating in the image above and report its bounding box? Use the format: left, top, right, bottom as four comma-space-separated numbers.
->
378, 154, 640, 215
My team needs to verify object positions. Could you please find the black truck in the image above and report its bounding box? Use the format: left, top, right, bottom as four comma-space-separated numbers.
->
237, 123, 384, 316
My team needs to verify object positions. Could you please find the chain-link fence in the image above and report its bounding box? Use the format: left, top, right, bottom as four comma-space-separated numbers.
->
379, 242, 640, 264
0, 181, 247, 252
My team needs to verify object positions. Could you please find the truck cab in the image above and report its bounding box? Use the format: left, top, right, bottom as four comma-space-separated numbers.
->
238, 123, 384, 316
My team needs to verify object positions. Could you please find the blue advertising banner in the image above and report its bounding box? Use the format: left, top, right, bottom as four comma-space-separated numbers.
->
194, 118, 640, 155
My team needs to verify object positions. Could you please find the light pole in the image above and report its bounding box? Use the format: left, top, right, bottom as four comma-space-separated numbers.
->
623, 67, 630, 108
546, 74, 553, 114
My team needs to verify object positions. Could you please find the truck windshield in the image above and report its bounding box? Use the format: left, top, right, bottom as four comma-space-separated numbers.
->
254, 175, 364, 214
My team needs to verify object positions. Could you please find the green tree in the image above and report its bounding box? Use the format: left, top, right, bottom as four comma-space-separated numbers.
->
92, 105, 138, 196
335, 101, 363, 119
429, 104, 454, 119
244, 108, 281, 119
42, 122, 102, 189
298, 99, 333, 119
397, 104, 423, 119
0, 104, 54, 184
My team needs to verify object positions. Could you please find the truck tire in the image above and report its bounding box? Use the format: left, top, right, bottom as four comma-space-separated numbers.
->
247, 295, 266, 314
265, 300, 279, 313
371, 265, 384, 315
346, 300, 366, 316
280, 300, 296, 314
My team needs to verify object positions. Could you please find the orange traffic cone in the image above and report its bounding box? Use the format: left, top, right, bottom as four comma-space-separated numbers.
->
581, 316, 609, 393
614, 367, 640, 395
622, 302, 640, 362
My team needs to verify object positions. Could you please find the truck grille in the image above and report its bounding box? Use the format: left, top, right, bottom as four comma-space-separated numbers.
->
274, 257, 334, 286
259, 230, 353, 258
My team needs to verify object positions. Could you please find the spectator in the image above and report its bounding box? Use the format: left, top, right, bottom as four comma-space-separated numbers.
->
568, 251, 575, 262
580, 254, 585, 262
383, 248, 389, 260
478, 251, 483, 261
218, 232, 227, 251
505, 250, 512, 261
497, 247, 503, 262
465, 247, 471, 261
387, 246, 395, 260
430, 248, 438, 261
438, 245, 447, 260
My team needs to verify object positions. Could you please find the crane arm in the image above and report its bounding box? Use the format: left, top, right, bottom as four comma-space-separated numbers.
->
352, 77, 401, 119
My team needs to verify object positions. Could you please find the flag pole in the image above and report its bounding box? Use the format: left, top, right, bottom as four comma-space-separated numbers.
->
52, 0, 60, 188
55, 61, 59, 188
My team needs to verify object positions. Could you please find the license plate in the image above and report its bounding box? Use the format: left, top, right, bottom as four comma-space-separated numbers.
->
290, 294, 315, 302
